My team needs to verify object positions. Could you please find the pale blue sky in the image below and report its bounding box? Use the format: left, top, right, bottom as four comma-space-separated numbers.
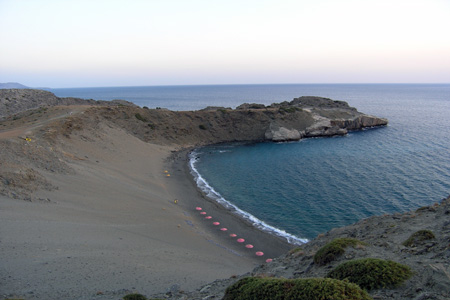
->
1, 0, 449, 88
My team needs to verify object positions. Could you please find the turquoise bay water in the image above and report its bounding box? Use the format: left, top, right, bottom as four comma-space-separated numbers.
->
52, 84, 450, 243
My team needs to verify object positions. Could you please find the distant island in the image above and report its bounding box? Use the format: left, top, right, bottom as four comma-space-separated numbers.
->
0, 82, 51, 90
0, 82, 30, 89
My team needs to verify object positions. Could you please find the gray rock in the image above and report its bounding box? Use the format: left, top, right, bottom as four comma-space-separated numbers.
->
265, 123, 302, 142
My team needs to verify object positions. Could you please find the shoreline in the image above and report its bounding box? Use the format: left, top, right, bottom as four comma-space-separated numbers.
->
165, 147, 294, 263
188, 147, 309, 246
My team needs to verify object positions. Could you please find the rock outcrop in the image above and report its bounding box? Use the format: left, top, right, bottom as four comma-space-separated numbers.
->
265, 123, 303, 142
331, 114, 390, 130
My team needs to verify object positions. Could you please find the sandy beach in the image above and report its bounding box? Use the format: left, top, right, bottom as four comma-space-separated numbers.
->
0, 110, 292, 299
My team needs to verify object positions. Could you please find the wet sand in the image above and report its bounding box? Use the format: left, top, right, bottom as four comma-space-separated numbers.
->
0, 123, 292, 299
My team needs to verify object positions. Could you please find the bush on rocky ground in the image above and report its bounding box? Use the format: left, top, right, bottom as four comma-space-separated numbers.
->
327, 258, 413, 290
402, 230, 435, 247
314, 237, 367, 266
222, 277, 372, 300
123, 293, 147, 300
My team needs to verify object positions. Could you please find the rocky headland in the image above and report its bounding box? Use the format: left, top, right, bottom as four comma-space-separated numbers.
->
0, 90, 387, 202
2, 89, 447, 299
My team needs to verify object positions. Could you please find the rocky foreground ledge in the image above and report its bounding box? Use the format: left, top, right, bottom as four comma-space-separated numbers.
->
153, 195, 450, 300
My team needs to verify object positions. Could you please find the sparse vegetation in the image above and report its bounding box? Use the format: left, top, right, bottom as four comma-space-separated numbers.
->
135, 113, 148, 122
403, 230, 435, 247
199, 124, 207, 130
223, 277, 372, 300
314, 238, 367, 266
327, 258, 413, 290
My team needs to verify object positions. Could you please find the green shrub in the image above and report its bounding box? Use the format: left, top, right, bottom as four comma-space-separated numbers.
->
199, 124, 207, 130
327, 258, 413, 290
135, 113, 148, 122
223, 277, 372, 300
123, 293, 147, 300
402, 230, 435, 247
314, 238, 366, 266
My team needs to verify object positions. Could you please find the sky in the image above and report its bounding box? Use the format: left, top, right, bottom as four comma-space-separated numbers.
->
1, 0, 449, 88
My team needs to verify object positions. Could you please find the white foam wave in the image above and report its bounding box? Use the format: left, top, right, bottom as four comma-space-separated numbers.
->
189, 150, 308, 246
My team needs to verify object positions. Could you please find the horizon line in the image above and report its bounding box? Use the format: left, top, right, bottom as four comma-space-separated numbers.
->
46, 82, 450, 89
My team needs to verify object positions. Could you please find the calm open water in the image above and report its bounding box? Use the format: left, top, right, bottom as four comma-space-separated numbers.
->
52, 84, 450, 243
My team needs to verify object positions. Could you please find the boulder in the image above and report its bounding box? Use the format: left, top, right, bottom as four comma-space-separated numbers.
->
265, 123, 303, 142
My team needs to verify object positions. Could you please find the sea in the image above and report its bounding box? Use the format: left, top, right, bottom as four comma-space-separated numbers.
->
51, 84, 450, 244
